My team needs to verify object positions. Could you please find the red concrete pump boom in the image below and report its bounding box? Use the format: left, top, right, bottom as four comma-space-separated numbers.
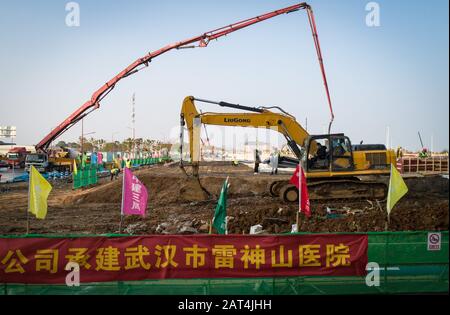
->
36, 2, 333, 152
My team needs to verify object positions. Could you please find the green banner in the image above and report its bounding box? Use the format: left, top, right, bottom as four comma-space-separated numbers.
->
0, 231, 447, 295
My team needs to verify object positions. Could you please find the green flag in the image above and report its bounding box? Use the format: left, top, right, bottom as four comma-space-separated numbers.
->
213, 178, 229, 234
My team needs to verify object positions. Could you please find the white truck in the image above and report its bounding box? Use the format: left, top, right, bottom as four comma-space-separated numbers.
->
25, 153, 75, 173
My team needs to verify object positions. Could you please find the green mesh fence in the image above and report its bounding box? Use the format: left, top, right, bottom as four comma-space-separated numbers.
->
89, 166, 98, 185
73, 171, 82, 190
72, 157, 166, 190
73, 166, 98, 190
1, 231, 447, 295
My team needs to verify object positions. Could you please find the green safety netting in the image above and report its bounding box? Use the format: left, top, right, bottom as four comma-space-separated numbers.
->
72, 156, 169, 190
73, 166, 99, 190
0, 231, 447, 295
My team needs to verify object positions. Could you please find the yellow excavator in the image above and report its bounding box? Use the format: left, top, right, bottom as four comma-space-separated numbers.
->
180, 96, 397, 202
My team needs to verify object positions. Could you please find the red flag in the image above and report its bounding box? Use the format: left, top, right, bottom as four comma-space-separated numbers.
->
289, 165, 311, 217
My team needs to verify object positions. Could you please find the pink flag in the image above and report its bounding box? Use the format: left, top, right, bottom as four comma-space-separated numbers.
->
121, 168, 148, 217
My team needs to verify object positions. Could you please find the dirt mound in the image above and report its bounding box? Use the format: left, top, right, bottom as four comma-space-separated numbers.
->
404, 176, 449, 199
63, 165, 274, 206
63, 174, 210, 205
227, 197, 449, 234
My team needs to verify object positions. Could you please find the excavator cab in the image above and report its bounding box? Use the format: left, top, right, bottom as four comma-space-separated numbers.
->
305, 134, 355, 173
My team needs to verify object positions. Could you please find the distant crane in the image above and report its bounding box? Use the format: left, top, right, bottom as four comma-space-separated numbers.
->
418, 131, 425, 149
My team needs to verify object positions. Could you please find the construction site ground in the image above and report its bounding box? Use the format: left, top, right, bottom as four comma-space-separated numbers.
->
0, 163, 448, 236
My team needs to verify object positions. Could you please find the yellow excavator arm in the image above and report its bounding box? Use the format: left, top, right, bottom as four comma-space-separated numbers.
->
181, 96, 315, 162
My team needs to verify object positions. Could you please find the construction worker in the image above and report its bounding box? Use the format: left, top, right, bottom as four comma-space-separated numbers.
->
114, 154, 122, 167
111, 154, 122, 181
125, 157, 132, 169
310, 143, 328, 169
254, 149, 261, 174
396, 146, 404, 159
419, 148, 429, 159
110, 167, 120, 181
316, 143, 328, 160
270, 148, 279, 175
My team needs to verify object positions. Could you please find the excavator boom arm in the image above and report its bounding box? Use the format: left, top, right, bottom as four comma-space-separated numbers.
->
36, 2, 321, 152
181, 96, 315, 161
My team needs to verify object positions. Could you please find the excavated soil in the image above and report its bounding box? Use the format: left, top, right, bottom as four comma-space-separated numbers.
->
0, 163, 448, 235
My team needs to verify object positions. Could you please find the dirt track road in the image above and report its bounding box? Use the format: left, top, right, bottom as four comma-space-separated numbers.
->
0, 164, 448, 235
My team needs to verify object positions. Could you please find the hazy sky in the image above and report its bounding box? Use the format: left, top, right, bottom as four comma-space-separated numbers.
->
0, 0, 448, 152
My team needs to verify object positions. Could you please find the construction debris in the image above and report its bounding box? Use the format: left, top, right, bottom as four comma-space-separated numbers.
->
250, 225, 264, 235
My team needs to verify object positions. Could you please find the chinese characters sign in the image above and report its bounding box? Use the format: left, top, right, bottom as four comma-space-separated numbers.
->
121, 168, 148, 217
0, 234, 368, 284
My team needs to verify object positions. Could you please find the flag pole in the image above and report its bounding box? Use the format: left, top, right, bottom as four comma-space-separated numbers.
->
26, 167, 31, 235
297, 162, 302, 233
386, 213, 390, 231
386, 164, 393, 231
119, 215, 124, 234
226, 177, 230, 235
26, 211, 30, 235
120, 167, 125, 234
26, 205, 30, 235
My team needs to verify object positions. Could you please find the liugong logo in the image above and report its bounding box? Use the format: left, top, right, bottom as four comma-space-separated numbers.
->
224, 118, 251, 123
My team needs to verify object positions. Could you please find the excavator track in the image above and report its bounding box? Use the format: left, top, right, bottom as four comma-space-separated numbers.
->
269, 178, 388, 203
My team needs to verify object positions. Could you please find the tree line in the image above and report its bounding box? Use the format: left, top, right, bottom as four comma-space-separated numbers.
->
55, 137, 171, 153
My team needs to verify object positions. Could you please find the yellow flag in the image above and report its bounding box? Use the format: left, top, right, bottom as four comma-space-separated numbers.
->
387, 164, 408, 215
29, 165, 52, 219
73, 160, 78, 175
